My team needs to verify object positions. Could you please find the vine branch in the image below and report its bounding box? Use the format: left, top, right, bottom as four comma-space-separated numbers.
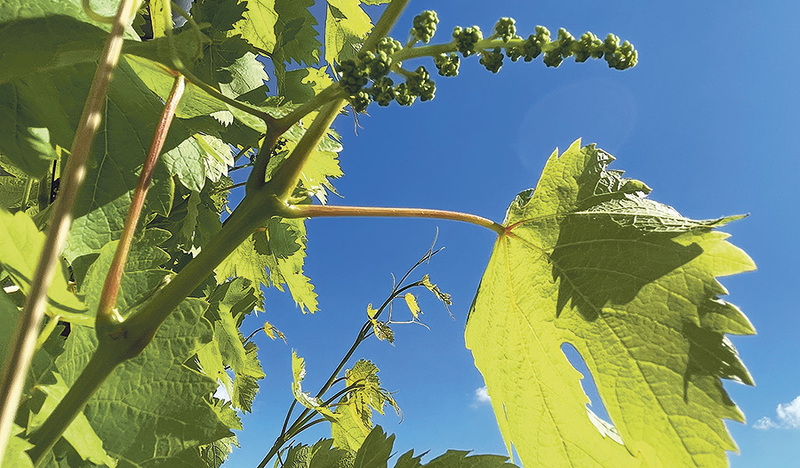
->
0, 0, 140, 463
96, 74, 186, 327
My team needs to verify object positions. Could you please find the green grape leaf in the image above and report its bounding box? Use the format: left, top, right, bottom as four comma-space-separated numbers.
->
205, 278, 264, 412
0, 174, 33, 211
1, 424, 34, 468
282, 67, 335, 105
150, 180, 227, 255
0, 0, 136, 36
265, 113, 343, 203
291, 351, 337, 419
422, 451, 518, 468
332, 360, 398, 451
0, 208, 89, 323
56, 298, 235, 466
218, 217, 318, 313
0, 291, 20, 367
0, 78, 64, 177
216, 234, 270, 302
196, 338, 233, 404
465, 140, 755, 467
0, 16, 105, 86
308, 439, 354, 468
231, 0, 278, 53
332, 398, 372, 452
352, 426, 394, 468
273, 0, 321, 66
190, 0, 247, 34
123, 54, 228, 120
325, 0, 372, 67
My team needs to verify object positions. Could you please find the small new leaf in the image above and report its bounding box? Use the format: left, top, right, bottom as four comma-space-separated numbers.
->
291, 351, 337, 419
371, 320, 394, 344
366, 303, 378, 319
404, 293, 421, 320
263, 319, 287, 342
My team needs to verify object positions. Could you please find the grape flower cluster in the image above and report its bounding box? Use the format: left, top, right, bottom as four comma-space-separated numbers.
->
410, 10, 439, 44
503, 25, 638, 71
335, 11, 637, 112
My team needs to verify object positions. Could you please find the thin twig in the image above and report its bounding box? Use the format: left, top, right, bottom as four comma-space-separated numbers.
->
211, 181, 247, 194
0, 0, 140, 463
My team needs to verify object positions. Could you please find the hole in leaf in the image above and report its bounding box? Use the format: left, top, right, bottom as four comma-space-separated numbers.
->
560, 343, 624, 445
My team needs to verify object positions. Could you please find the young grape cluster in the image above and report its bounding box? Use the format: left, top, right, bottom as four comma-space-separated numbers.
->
452, 26, 483, 56
433, 53, 460, 77
410, 10, 439, 44
494, 17, 517, 43
506, 25, 637, 70
335, 11, 637, 112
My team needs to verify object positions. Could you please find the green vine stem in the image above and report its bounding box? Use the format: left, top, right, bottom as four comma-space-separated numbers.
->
267, 99, 347, 201
27, 347, 122, 465
96, 74, 186, 327
26, 191, 272, 461
283, 204, 505, 236
0, 0, 140, 463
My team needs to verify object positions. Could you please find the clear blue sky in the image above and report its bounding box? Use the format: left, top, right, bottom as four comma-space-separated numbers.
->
226, 1, 800, 465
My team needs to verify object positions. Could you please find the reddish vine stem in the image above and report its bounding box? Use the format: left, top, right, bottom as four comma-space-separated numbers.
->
0, 0, 140, 463
283, 204, 505, 236
96, 74, 186, 326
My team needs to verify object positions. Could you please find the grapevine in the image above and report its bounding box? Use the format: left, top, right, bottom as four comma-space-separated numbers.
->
0, 2, 755, 468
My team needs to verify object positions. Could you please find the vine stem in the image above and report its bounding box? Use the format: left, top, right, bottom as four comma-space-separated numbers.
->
283, 204, 505, 236
26, 191, 271, 461
261, 0, 413, 201
97, 74, 185, 326
268, 99, 346, 201
0, 0, 139, 463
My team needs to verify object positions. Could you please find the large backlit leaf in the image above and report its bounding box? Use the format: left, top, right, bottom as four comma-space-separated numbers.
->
466, 140, 755, 467
56, 299, 234, 466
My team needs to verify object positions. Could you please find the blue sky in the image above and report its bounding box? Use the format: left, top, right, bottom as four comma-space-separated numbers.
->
225, 1, 800, 465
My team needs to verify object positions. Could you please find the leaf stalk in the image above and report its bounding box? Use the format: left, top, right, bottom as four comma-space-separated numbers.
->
96, 74, 186, 327
283, 204, 505, 236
